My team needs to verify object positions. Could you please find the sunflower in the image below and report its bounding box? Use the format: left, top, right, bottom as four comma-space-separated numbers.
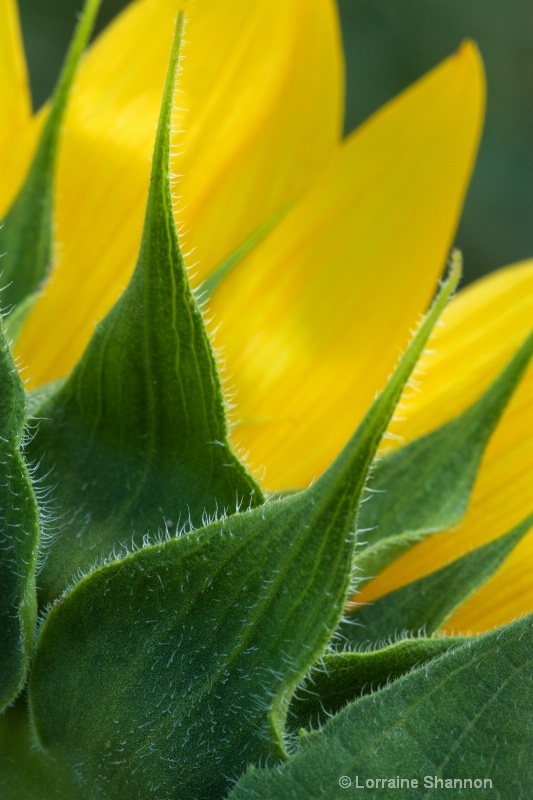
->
3, 0, 533, 634
2, 1, 533, 797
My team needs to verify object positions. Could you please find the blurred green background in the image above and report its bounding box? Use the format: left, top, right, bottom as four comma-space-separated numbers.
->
17, 0, 533, 284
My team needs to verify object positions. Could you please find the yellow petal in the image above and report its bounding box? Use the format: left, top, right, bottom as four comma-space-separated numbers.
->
357, 261, 533, 634
0, 0, 29, 125
16, 0, 342, 386
211, 43, 485, 488
0, 0, 39, 213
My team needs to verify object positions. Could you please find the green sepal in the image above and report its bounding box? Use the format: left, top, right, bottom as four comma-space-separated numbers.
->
0, 701, 78, 800
355, 326, 533, 584
27, 15, 264, 605
0, 0, 100, 322
288, 637, 463, 732
0, 318, 40, 711
341, 514, 533, 647
229, 615, 533, 799
27, 221, 459, 799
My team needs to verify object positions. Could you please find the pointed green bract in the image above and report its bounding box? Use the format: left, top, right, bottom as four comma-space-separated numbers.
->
0, 702, 78, 800
342, 515, 533, 647
0, 317, 40, 711
354, 326, 533, 585
28, 216, 458, 800
26, 15, 263, 605
288, 637, 463, 732
230, 616, 533, 800
0, 0, 100, 322
29, 497, 352, 800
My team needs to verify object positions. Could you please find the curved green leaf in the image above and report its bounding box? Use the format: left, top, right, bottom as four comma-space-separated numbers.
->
288, 637, 462, 732
230, 615, 533, 799
0, 701, 78, 800
26, 456, 374, 798
0, 320, 40, 711
0, 0, 100, 324
27, 14, 263, 605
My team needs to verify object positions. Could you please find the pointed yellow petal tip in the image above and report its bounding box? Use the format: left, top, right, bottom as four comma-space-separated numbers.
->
456, 38, 480, 61
457, 38, 482, 64
457, 37, 486, 124
454, 37, 486, 120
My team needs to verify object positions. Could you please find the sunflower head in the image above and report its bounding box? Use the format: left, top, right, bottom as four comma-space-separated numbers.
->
1, 1, 532, 797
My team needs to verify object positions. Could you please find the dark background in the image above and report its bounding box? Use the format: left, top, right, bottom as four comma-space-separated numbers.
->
17, 0, 533, 284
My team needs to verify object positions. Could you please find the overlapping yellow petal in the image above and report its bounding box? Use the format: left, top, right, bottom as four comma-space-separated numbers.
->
211, 43, 485, 488
0, 0, 39, 214
357, 261, 533, 633
15, 0, 342, 386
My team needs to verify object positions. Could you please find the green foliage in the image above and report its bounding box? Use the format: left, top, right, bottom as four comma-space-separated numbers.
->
287, 637, 463, 732
27, 84, 459, 795
25, 14, 263, 605
342, 515, 533, 645
28, 489, 368, 798
230, 614, 533, 799
0, 316, 39, 711
0, 0, 100, 326
0, 702, 77, 799
26, 262, 457, 799
354, 328, 533, 584
1, 5, 532, 800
